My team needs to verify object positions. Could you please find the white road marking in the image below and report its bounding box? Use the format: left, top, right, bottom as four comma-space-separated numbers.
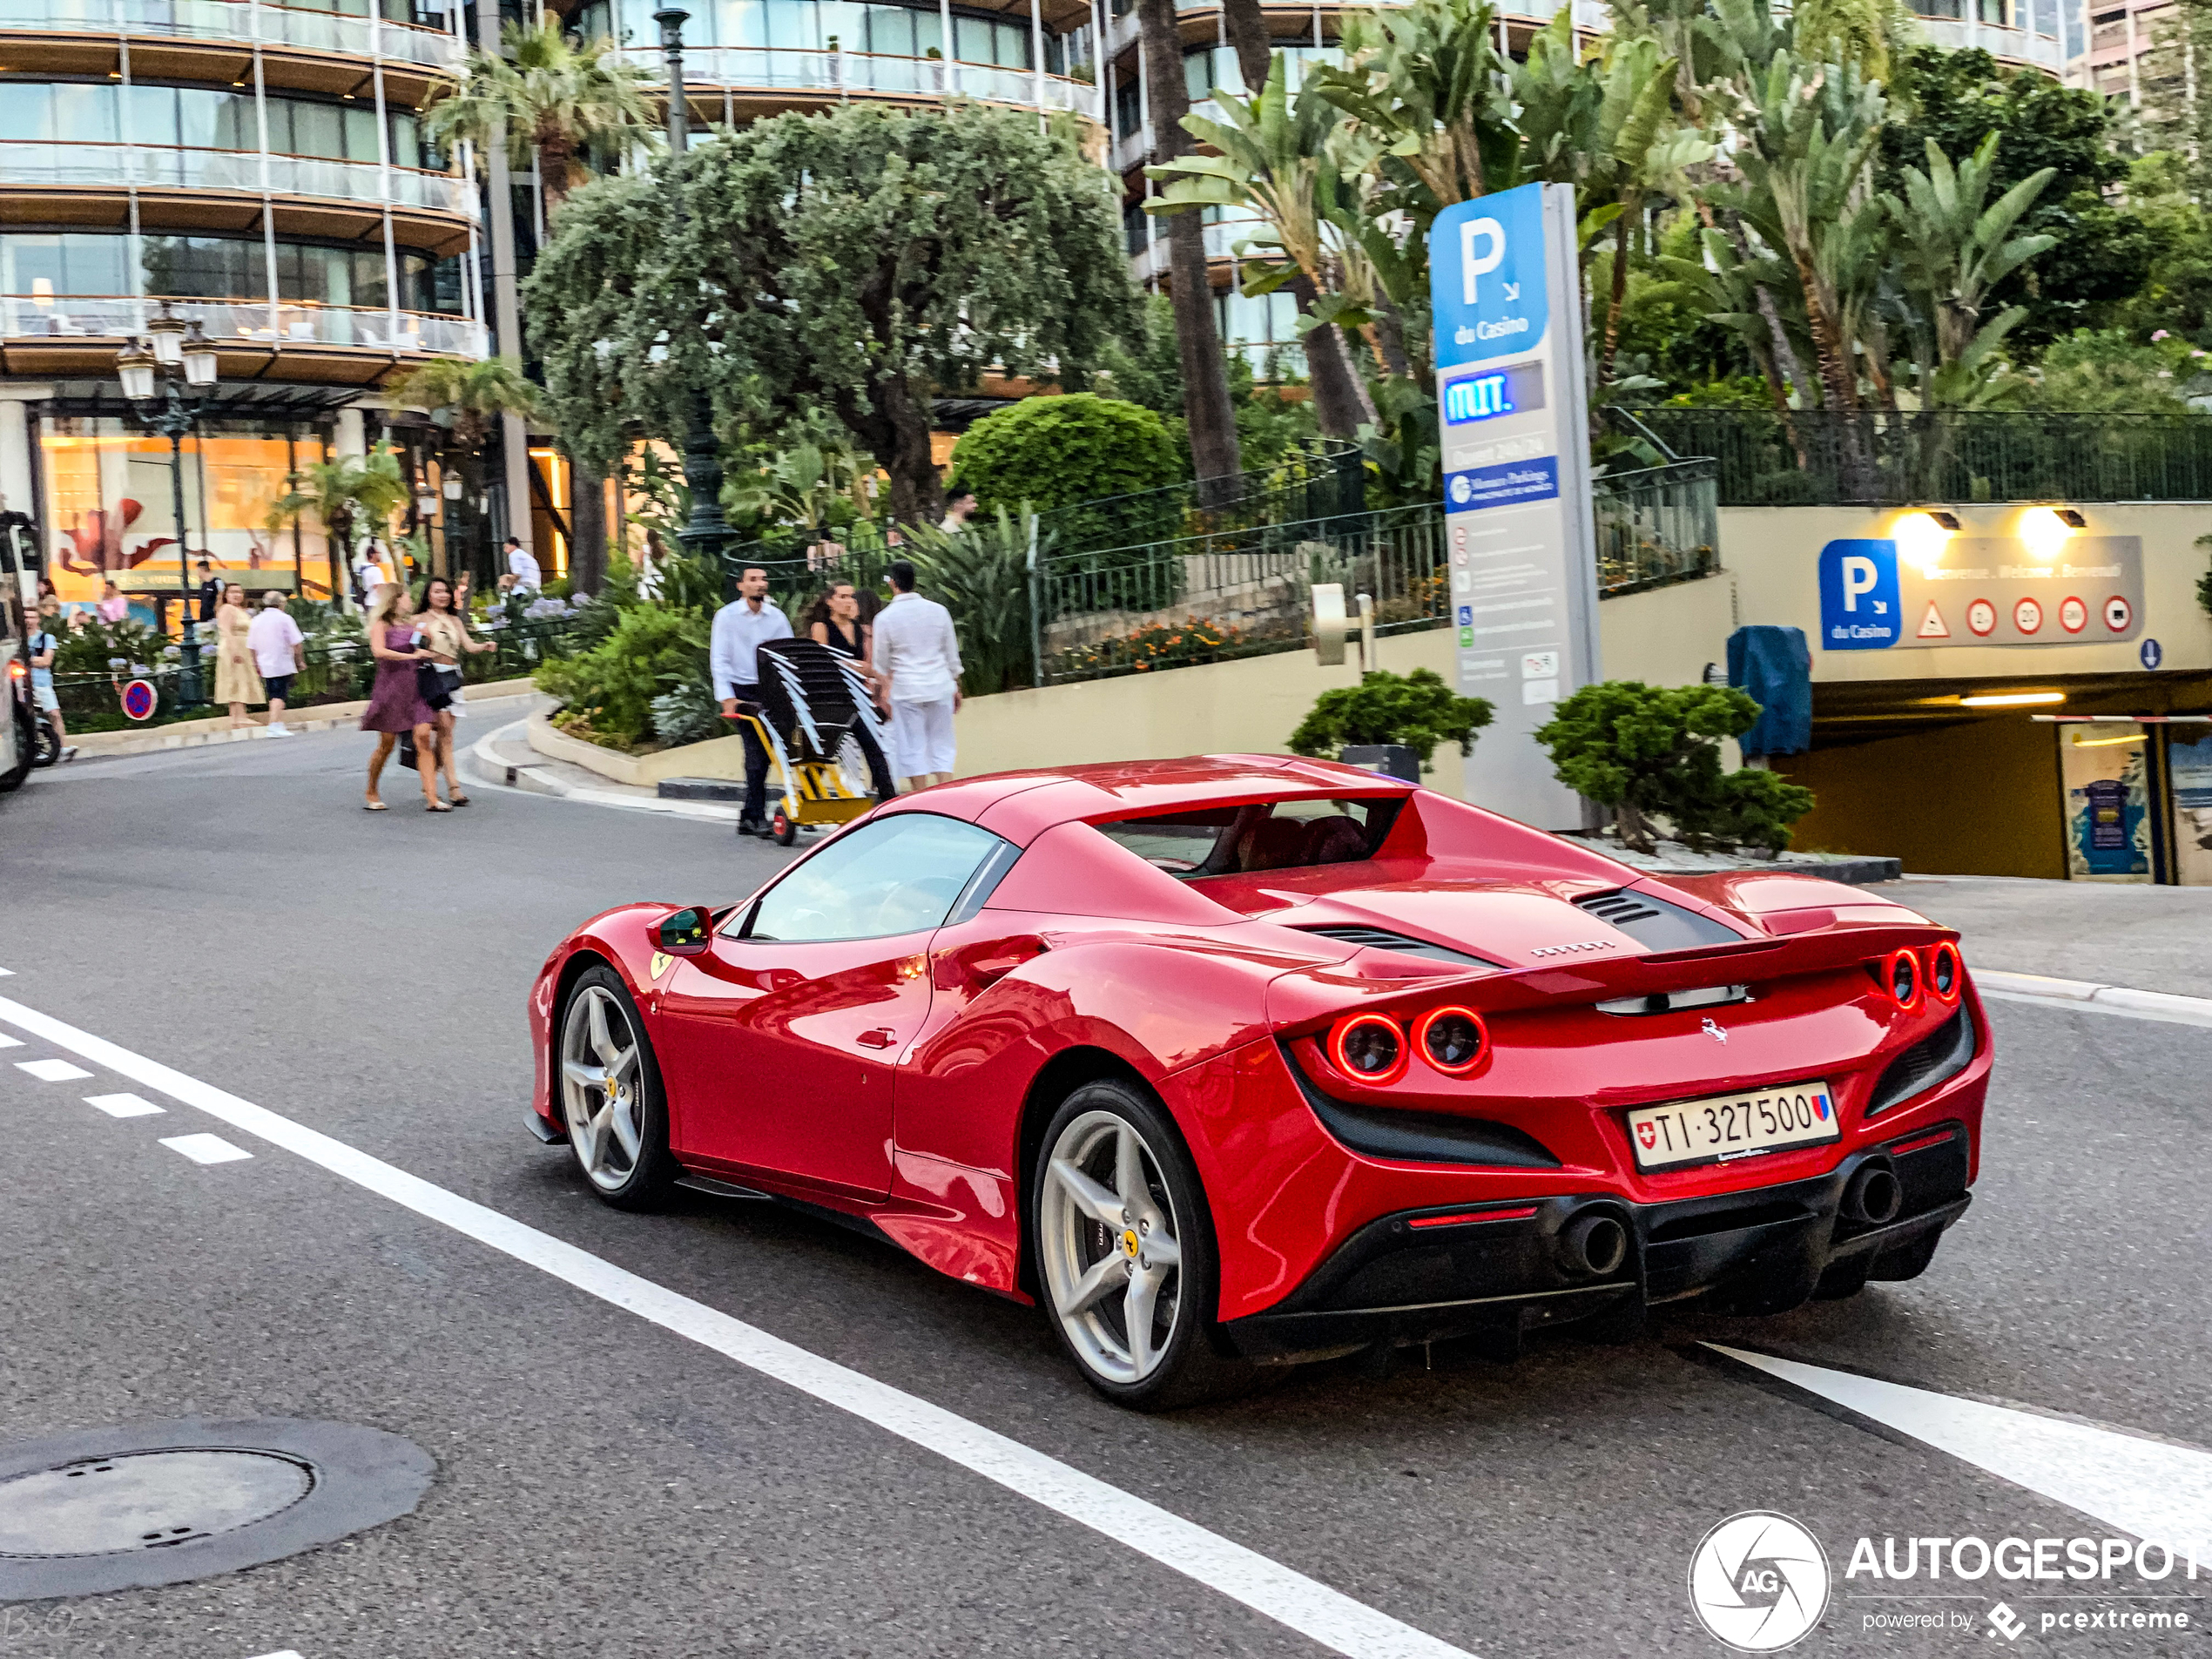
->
0, 1033, 19, 1048
159, 1133, 253, 1165
1710, 1345, 2212, 1561
1975, 969, 2212, 1031
246, 1651, 305, 1658
17, 1058, 92, 1082
0, 993, 1474, 1659
85, 1092, 165, 1118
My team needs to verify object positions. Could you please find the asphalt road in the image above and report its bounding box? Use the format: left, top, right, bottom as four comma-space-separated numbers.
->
2, 725, 2208, 1658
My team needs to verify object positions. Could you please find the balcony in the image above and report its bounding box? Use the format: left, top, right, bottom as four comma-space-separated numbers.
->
0, 141, 475, 253
0, 0, 465, 92
624, 45, 1102, 121
1127, 209, 1266, 282
1910, 13, 2065, 71
0, 293, 486, 381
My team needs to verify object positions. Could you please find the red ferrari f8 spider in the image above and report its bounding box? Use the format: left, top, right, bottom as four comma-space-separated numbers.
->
527, 757, 1988, 1407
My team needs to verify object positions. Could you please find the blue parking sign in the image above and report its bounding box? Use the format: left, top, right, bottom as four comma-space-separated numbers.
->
1817, 540, 1900, 651
1431, 185, 1551, 372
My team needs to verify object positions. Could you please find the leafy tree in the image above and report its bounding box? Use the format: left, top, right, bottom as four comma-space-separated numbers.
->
1882, 46, 2153, 352
422, 16, 657, 215
952, 395, 1181, 526
2017, 329, 2198, 412
1286, 668, 1494, 772
529, 103, 1132, 525
2114, 152, 2212, 347
265, 442, 409, 611
1534, 681, 1814, 853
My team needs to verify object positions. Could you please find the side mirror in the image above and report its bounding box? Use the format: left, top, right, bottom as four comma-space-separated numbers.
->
653, 907, 713, 956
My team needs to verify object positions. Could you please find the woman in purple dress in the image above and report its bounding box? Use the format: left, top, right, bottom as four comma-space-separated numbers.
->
360, 583, 445, 813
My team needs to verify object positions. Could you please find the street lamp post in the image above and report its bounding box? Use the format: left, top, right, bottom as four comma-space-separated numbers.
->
118, 305, 219, 708
652, 6, 738, 592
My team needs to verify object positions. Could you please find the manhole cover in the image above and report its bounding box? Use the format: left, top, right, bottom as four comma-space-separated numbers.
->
0, 1450, 314, 1558
0, 1419, 433, 1602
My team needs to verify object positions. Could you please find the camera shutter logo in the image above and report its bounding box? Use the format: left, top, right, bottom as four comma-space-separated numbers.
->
1688, 1512, 1831, 1651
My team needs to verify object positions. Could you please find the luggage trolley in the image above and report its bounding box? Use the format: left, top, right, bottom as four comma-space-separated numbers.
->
728, 637, 894, 845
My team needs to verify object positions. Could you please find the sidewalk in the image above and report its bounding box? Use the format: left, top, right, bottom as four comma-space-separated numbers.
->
65, 677, 542, 760
1895, 874, 2212, 1002
462, 711, 742, 824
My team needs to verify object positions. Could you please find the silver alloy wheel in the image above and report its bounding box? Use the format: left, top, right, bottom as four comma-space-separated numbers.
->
1039, 1109, 1185, 1385
560, 985, 645, 1192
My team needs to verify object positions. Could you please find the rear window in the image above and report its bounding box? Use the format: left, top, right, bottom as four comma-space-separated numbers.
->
1097, 798, 1401, 879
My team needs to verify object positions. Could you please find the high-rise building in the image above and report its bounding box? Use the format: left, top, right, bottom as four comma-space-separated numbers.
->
0, 0, 508, 605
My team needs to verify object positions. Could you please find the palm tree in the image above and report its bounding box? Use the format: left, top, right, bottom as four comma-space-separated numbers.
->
422, 17, 658, 216
266, 442, 411, 612
1136, 0, 1241, 493
392, 357, 545, 587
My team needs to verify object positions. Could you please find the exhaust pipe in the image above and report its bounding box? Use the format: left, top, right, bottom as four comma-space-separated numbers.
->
1560, 1211, 1629, 1278
1842, 1161, 1903, 1226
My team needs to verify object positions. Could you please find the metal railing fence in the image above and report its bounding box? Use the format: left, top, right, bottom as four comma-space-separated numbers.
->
1034, 459, 1719, 684
1632, 408, 2212, 508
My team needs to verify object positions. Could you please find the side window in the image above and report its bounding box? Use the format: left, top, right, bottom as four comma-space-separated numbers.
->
742, 813, 1008, 943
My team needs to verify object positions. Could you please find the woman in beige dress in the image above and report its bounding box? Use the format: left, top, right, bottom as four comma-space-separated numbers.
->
414, 576, 492, 806
212, 582, 264, 729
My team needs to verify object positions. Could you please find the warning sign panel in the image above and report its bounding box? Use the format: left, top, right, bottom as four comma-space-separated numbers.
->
1918, 602, 1949, 638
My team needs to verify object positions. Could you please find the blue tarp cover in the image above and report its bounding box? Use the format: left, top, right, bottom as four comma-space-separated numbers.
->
1727, 624, 1812, 758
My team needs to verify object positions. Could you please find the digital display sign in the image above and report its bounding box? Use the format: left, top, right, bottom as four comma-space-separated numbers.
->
1441, 361, 1545, 426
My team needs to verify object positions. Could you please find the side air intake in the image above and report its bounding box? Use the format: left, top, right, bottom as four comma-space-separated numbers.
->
1294, 925, 1504, 969
1573, 889, 1743, 953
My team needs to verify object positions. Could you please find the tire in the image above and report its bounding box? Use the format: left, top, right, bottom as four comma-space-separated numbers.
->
1028, 1078, 1257, 1410
556, 964, 679, 1211
0, 699, 32, 792
772, 809, 796, 846
30, 711, 60, 769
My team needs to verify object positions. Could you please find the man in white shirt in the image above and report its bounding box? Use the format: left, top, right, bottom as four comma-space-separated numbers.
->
506, 536, 542, 592
710, 563, 794, 835
354, 547, 391, 606
246, 590, 306, 735
940, 487, 978, 534
871, 559, 962, 790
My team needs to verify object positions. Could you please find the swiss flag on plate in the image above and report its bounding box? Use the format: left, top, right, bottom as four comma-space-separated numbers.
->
1635, 1121, 1657, 1150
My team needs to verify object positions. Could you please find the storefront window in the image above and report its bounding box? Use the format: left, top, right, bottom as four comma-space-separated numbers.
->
38, 417, 338, 614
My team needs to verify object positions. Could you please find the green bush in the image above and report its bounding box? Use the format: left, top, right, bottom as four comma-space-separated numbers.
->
952, 394, 1181, 534
1534, 680, 1815, 853
1286, 669, 1494, 773
536, 602, 708, 750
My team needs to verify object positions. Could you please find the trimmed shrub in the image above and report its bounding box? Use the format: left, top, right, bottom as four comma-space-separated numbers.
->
1287, 669, 1494, 774
952, 394, 1181, 542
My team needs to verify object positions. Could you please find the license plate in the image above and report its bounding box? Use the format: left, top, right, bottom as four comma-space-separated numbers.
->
1625, 1081, 1839, 1172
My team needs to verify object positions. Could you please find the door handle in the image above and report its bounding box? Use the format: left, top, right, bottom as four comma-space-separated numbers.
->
856, 1028, 897, 1049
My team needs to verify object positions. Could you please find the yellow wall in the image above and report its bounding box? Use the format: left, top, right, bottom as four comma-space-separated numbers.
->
1722, 502, 2212, 683
1777, 717, 2065, 878
955, 577, 1739, 802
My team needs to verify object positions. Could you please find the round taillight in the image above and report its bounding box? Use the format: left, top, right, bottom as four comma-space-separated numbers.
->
1329, 1014, 1406, 1084
1927, 941, 1961, 1002
1887, 948, 1920, 1010
1415, 1005, 1487, 1076
5, 658, 23, 681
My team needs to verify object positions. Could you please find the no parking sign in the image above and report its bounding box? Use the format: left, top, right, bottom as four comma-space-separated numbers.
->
119, 680, 156, 722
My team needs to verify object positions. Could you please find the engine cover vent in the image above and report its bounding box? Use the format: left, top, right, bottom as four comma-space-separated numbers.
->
1866, 1005, 1977, 1117
1573, 889, 1743, 953
1294, 925, 1503, 969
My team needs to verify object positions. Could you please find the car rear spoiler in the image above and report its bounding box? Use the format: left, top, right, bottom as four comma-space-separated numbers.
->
1266, 918, 1962, 1029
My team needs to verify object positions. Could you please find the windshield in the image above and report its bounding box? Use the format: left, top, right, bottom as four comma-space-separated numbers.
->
1096, 798, 1401, 880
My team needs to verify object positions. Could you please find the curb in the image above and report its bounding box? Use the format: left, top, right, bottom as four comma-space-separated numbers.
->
462, 720, 742, 823
68, 678, 543, 759
1973, 968, 2212, 1030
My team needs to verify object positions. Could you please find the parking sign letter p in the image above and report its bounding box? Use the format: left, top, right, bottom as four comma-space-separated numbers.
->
1461, 217, 1505, 305
1842, 556, 1878, 612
